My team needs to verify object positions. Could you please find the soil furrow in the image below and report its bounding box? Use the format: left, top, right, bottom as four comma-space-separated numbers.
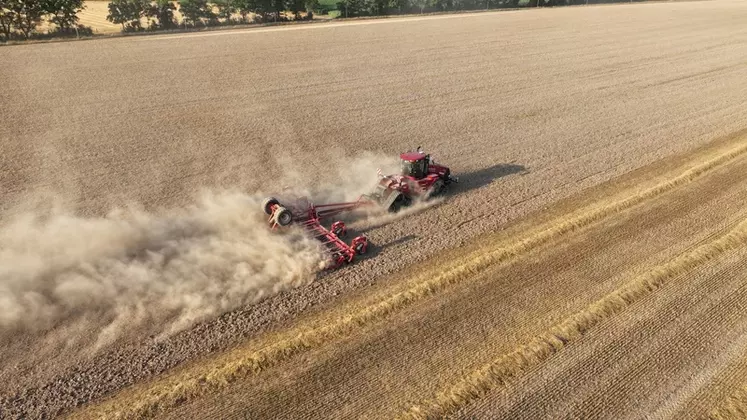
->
404, 218, 747, 419
458, 249, 747, 420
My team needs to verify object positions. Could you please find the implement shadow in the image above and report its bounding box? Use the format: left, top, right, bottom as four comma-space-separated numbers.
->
355, 234, 418, 261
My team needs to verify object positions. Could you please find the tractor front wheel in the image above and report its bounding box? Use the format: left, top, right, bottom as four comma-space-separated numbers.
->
430, 179, 445, 197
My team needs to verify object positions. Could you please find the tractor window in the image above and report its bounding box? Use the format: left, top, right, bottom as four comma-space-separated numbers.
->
402, 159, 426, 178
401, 160, 412, 176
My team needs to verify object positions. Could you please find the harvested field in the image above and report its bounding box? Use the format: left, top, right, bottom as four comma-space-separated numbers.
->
3, 1, 747, 419
76, 1, 124, 34
75, 136, 747, 419
33, 1, 124, 34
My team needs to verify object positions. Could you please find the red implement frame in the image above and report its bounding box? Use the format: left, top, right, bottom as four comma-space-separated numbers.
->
311, 196, 377, 219
266, 197, 371, 269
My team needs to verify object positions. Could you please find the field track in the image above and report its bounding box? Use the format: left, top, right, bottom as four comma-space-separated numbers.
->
3, 1, 747, 419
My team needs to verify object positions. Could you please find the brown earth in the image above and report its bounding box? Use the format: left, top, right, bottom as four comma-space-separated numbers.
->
3, 0, 747, 418
76, 132, 747, 419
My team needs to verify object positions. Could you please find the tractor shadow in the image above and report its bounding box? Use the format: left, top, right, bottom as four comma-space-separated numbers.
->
340, 162, 527, 232
356, 234, 419, 261
347, 164, 528, 231
354, 163, 527, 257
320, 163, 527, 267
450, 163, 528, 194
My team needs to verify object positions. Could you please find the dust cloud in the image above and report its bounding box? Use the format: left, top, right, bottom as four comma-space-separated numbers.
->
0, 151, 407, 351
0, 192, 329, 349
350, 196, 445, 231
274, 151, 402, 203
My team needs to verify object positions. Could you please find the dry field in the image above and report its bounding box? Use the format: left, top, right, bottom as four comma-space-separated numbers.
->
35, 0, 124, 34
76, 1, 123, 34
2, 0, 747, 419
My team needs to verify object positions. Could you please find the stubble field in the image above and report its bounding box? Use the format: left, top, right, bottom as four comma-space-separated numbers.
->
3, 1, 747, 418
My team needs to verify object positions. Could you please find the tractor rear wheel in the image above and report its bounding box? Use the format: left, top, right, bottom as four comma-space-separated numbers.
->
262, 197, 280, 215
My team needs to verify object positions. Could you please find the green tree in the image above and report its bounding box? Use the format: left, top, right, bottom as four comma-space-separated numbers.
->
286, 0, 305, 18
304, 0, 317, 11
9, 0, 45, 38
230, 0, 248, 21
240, 0, 272, 21
179, 0, 213, 25
387, 0, 407, 14
269, 0, 282, 19
0, 0, 14, 40
335, 0, 368, 17
145, 0, 175, 28
107, 0, 129, 29
43, 0, 85, 33
212, 0, 235, 22
107, 0, 145, 30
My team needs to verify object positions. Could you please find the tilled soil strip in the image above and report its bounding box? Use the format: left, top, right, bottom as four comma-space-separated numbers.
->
401, 216, 747, 419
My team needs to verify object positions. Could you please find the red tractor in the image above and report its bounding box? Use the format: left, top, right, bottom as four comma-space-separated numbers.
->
365, 146, 459, 212
262, 147, 457, 268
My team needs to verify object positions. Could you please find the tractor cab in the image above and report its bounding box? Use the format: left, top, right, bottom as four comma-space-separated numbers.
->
400, 148, 430, 180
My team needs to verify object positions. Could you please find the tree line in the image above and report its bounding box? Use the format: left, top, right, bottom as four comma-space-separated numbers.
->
1, 0, 644, 41
334, 0, 644, 18
106, 0, 317, 32
0, 0, 317, 40
0, 0, 88, 40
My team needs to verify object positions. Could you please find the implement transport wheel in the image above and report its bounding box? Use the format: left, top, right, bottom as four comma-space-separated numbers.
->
329, 253, 346, 269
273, 206, 293, 226
262, 197, 279, 215
331, 221, 347, 237
352, 235, 368, 255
